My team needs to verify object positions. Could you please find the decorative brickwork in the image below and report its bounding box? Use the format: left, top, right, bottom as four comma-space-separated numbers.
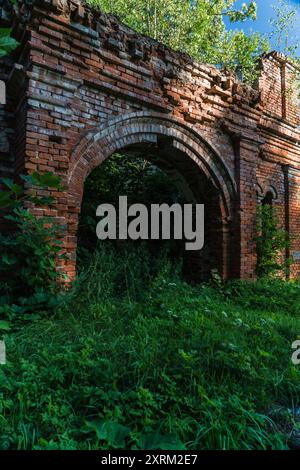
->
0, 0, 300, 281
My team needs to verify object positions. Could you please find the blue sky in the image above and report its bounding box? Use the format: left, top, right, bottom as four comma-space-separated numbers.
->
225, 0, 300, 54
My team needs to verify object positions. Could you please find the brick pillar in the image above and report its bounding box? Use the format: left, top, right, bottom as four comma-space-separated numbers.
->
283, 166, 300, 278
235, 137, 260, 279
282, 164, 290, 279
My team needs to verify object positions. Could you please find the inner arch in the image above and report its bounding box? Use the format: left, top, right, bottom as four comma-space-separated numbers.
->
66, 113, 236, 281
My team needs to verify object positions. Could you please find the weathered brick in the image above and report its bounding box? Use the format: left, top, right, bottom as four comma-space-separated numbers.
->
1, 0, 299, 282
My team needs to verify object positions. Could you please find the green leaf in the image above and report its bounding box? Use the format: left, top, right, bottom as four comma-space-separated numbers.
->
1, 254, 17, 266
137, 432, 186, 450
85, 420, 130, 447
31, 172, 64, 190
0, 192, 14, 208
20, 174, 34, 185
0, 321, 11, 331
0, 28, 19, 55
0, 29, 13, 39
1, 178, 23, 195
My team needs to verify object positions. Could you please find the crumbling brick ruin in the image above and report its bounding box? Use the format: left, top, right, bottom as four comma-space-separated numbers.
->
0, 0, 300, 281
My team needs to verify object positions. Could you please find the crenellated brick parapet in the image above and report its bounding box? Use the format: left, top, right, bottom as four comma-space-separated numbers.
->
0, 0, 299, 280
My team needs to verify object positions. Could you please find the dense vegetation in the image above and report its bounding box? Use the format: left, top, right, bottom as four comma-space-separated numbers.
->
1, 246, 300, 450
77, 153, 190, 274
1, 0, 300, 452
0, 159, 299, 450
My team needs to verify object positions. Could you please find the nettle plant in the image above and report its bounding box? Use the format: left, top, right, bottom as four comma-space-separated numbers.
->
0, 0, 19, 57
0, 172, 65, 324
0, 27, 18, 57
256, 204, 292, 279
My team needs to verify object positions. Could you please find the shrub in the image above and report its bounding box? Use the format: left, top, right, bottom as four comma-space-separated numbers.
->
0, 172, 64, 324
256, 204, 291, 279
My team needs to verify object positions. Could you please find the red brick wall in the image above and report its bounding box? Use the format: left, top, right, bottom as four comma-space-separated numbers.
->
259, 52, 300, 127
1, 0, 300, 281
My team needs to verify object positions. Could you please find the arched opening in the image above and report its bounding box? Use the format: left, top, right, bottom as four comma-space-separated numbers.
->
77, 140, 225, 282
65, 113, 236, 282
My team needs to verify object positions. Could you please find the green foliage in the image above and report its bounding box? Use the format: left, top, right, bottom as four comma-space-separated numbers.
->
269, 0, 300, 101
0, 208, 63, 297
0, 245, 299, 450
227, 0, 257, 22
0, 320, 10, 333
0, 2, 299, 451
78, 153, 185, 261
0, 172, 65, 313
256, 204, 291, 279
0, 172, 64, 210
0, 28, 18, 57
269, 0, 299, 58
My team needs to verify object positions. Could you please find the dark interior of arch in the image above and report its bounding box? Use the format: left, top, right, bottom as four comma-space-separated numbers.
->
262, 191, 274, 206
77, 139, 225, 282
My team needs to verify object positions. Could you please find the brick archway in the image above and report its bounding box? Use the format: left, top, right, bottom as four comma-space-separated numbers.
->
65, 112, 237, 281
2, 1, 300, 282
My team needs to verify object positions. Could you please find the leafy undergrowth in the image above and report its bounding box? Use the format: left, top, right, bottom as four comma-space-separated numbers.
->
1, 245, 300, 450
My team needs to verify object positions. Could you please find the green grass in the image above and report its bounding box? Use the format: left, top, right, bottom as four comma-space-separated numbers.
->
1, 245, 300, 450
